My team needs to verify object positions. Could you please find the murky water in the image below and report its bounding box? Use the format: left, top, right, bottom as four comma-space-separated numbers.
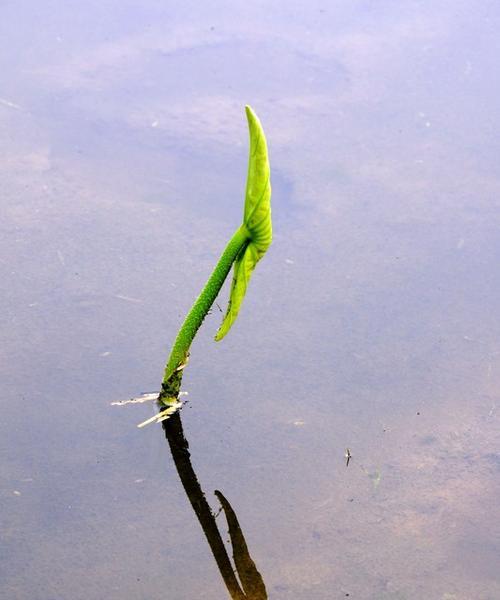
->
1, 2, 499, 599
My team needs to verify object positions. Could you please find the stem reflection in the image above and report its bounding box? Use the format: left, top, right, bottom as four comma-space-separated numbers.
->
162, 412, 267, 600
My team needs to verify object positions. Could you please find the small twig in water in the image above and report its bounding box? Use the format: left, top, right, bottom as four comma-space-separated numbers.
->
111, 392, 159, 406
137, 402, 183, 428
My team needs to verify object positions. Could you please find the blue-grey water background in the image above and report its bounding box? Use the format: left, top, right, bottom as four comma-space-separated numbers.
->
1, 2, 499, 599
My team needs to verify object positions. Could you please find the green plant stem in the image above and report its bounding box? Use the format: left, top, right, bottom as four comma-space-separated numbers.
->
162, 224, 250, 390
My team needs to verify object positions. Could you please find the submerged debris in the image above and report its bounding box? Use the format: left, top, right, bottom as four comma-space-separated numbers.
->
111, 392, 159, 406
137, 401, 183, 428
111, 390, 187, 428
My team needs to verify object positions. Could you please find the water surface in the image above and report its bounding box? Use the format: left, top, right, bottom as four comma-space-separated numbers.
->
1, 2, 499, 599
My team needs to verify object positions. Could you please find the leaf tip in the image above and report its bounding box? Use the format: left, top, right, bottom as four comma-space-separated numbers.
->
245, 104, 259, 127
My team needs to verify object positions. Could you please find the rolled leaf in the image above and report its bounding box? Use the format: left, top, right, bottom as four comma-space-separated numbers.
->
243, 105, 272, 257
215, 106, 272, 341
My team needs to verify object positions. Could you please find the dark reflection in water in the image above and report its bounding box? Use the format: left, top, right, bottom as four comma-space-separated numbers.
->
163, 411, 267, 600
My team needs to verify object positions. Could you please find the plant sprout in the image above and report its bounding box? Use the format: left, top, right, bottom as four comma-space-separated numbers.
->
160, 105, 272, 404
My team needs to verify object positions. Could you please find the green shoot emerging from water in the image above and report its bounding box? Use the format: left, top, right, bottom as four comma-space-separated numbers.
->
161, 105, 272, 401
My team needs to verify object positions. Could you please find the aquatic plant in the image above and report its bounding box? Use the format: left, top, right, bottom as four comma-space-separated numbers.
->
160, 105, 272, 403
